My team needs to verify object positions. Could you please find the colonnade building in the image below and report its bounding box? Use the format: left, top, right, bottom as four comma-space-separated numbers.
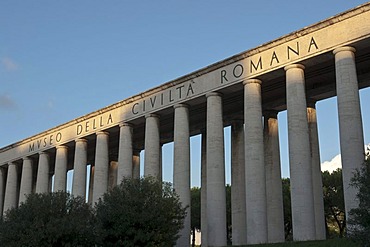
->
1, 3, 370, 247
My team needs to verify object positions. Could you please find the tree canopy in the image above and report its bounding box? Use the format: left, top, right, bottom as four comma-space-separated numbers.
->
0, 192, 95, 247
348, 150, 370, 245
322, 168, 346, 237
282, 178, 292, 240
95, 177, 186, 247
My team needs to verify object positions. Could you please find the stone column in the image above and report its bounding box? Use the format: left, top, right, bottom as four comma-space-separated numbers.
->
200, 131, 208, 247
19, 157, 33, 205
333, 47, 365, 225
285, 64, 316, 241
206, 92, 227, 247
3, 162, 18, 213
118, 123, 133, 184
231, 120, 247, 246
144, 114, 161, 179
72, 139, 88, 198
108, 161, 118, 190
159, 144, 163, 182
173, 104, 191, 247
264, 111, 285, 243
132, 150, 141, 179
243, 79, 267, 244
307, 102, 326, 240
88, 164, 94, 204
54, 146, 68, 192
36, 151, 50, 193
92, 131, 109, 204
0, 168, 5, 215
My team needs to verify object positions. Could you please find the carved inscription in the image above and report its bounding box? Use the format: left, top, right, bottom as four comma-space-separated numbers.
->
220, 37, 319, 83
29, 132, 62, 152
131, 81, 195, 115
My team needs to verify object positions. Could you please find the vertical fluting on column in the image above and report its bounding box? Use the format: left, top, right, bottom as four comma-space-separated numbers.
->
88, 165, 94, 204
243, 79, 267, 244
108, 161, 118, 190
132, 150, 140, 179
200, 131, 208, 247
159, 144, 163, 182
206, 92, 227, 247
0, 168, 5, 215
285, 64, 316, 241
231, 120, 247, 246
333, 47, 365, 226
173, 104, 191, 247
3, 162, 18, 213
264, 111, 285, 243
36, 152, 50, 193
19, 158, 33, 205
144, 114, 161, 179
307, 101, 326, 240
92, 131, 109, 204
118, 123, 133, 184
72, 139, 88, 198
54, 146, 68, 192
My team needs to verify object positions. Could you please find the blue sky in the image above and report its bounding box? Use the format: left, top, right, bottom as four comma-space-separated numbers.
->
1, 1, 369, 187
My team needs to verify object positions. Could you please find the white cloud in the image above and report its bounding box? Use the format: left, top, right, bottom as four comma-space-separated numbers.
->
321, 144, 370, 173
321, 154, 342, 173
1, 57, 18, 71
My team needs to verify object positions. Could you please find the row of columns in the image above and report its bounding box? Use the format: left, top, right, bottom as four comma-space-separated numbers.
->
0, 46, 365, 247
200, 46, 364, 246
0, 131, 141, 215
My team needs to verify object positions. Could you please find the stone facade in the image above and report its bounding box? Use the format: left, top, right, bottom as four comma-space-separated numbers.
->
1, 3, 370, 246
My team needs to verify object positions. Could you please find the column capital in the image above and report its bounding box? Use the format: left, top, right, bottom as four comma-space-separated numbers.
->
306, 98, 317, 108
39, 151, 49, 156
133, 149, 142, 155
75, 138, 88, 144
7, 162, 16, 166
231, 120, 244, 129
23, 157, 32, 161
174, 103, 189, 109
229, 115, 244, 125
243, 78, 262, 85
263, 110, 278, 119
119, 122, 134, 128
284, 64, 305, 71
145, 113, 160, 119
206, 92, 222, 98
56, 145, 68, 150
96, 131, 109, 136
333, 46, 356, 55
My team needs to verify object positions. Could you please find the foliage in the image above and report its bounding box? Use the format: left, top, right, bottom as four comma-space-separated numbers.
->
95, 177, 186, 247
0, 192, 95, 247
191, 187, 201, 247
228, 238, 360, 247
322, 168, 346, 238
282, 178, 292, 240
348, 149, 370, 245
226, 184, 232, 245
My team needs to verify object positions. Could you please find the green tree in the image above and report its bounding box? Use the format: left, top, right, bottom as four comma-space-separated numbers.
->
95, 177, 186, 247
322, 168, 346, 237
0, 192, 95, 247
348, 149, 370, 245
282, 178, 292, 240
226, 184, 232, 245
191, 187, 201, 247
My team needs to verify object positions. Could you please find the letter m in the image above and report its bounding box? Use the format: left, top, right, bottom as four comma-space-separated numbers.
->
29, 143, 35, 152
250, 57, 262, 73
